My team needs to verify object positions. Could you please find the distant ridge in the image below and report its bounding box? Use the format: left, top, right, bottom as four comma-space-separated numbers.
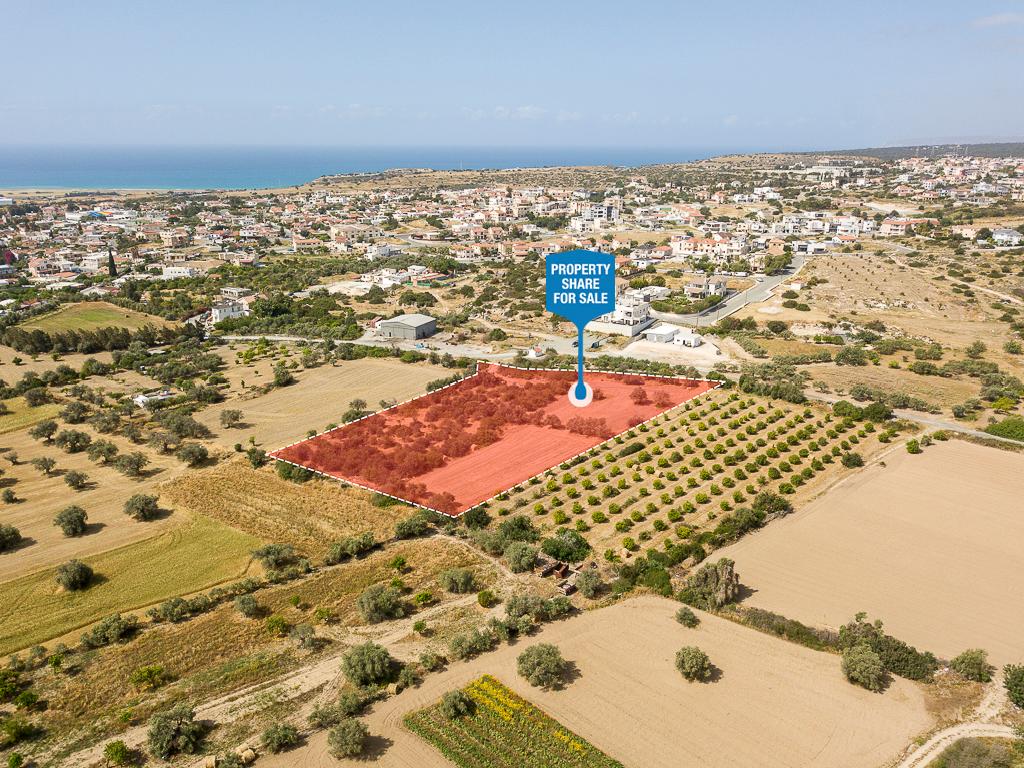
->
820, 141, 1024, 160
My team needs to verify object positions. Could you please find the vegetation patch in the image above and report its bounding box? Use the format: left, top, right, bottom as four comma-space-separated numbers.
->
405, 674, 623, 768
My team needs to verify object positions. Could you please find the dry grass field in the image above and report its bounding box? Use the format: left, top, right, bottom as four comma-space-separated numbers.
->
263, 595, 931, 768
0, 396, 61, 435
38, 537, 496, 734
805, 362, 981, 410
161, 459, 410, 559
197, 357, 450, 449
17, 301, 173, 333
0, 514, 259, 655
718, 440, 1024, 665
0, 420, 190, 582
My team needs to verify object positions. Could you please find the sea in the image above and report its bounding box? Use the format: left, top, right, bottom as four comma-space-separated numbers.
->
0, 145, 751, 191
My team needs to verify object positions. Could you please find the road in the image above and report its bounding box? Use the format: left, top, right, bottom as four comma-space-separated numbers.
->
651, 254, 808, 327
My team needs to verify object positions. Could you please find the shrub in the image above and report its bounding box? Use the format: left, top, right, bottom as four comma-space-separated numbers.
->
175, 442, 209, 467
261, 723, 300, 753
462, 506, 490, 529
576, 568, 603, 598
675, 646, 713, 681
516, 644, 567, 688
541, 529, 590, 562
56, 559, 93, 591
1004, 663, 1024, 708
395, 514, 431, 539
841, 452, 864, 468
54, 505, 88, 536
327, 718, 368, 758
147, 703, 205, 759
356, 584, 405, 623
102, 740, 132, 766
324, 532, 375, 564
341, 641, 392, 686
129, 664, 171, 690
677, 558, 740, 610
220, 409, 243, 428
235, 594, 261, 618
0, 524, 21, 552
504, 541, 538, 573
438, 567, 475, 593
838, 614, 938, 681
477, 589, 497, 607
950, 649, 993, 683
80, 614, 138, 648
64, 470, 89, 490
124, 493, 160, 521
264, 615, 289, 636
842, 643, 885, 692
440, 689, 475, 719
675, 606, 700, 628
151, 597, 191, 623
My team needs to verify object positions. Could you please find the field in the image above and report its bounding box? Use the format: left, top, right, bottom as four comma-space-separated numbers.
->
0, 514, 259, 655
161, 459, 410, 559
0, 395, 61, 435
262, 596, 931, 768
197, 356, 450, 449
0, 417, 190, 582
717, 440, 1024, 665
17, 301, 172, 333
38, 537, 495, 734
496, 387, 889, 556
405, 675, 623, 768
272, 364, 716, 514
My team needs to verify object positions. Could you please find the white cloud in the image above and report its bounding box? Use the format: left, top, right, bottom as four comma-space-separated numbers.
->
555, 109, 582, 122
972, 12, 1024, 27
722, 114, 739, 126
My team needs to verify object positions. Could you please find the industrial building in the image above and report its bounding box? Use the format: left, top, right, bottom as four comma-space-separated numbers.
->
377, 313, 437, 340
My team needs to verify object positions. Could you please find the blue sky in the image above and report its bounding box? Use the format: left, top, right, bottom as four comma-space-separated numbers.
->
3, 0, 1024, 150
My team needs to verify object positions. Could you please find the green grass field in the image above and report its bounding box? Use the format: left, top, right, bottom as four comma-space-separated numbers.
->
0, 396, 62, 435
0, 515, 260, 654
18, 302, 169, 334
405, 675, 623, 768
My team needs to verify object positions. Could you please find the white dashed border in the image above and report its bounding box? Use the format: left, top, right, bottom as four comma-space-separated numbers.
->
269, 361, 724, 518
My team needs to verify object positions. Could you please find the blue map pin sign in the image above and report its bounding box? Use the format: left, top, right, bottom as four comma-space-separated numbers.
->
545, 249, 616, 404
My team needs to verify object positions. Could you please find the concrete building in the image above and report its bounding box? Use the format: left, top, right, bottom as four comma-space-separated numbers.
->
377, 313, 437, 340
586, 289, 654, 337
210, 300, 247, 323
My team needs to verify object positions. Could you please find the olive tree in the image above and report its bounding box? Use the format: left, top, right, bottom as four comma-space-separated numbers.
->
842, 643, 885, 692
147, 703, 205, 759
504, 541, 537, 573
516, 644, 568, 689
327, 718, 368, 758
56, 559, 94, 591
440, 689, 475, 719
341, 641, 392, 687
124, 494, 160, 521
54, 505, 88, 537
261, 723, 299, 753
356, 584, 405, 623
675, 646, 713, 682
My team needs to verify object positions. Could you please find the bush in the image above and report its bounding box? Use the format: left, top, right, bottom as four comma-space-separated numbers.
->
54, 505, 88, 537
64, 469, 89, 490
175, 442, 209, 467
950, 649, 993, 683
394, 513, 431, 539
440, 689, 475, 719
675, 606, 700, 628
1004, 663, 1024, 708
677, 558, 740, 610
328, 718, 368, 758
477, 589, 497, 607
80, 614, 138, 648
147, 703, 205, 759
675, 646, 713, 681
56, 559, 93, 591
324, 532, 375, 564
462, 507, 490, 529
124, 493, 160, 521
841, 452, 864, 468
504, 541, 538, 573
541, 529, 590, 562
261, 723, 300, 753
356, 584, 405, 623
517, 644, 567, 688
576, 568, 603, 599
129, 664, 170, 690
102, 740, 132, 766
341, 641, 392, 686
438, 567, 475, 593
842, 643, 885, 691
838, 614, 938, 681
0, 524, 21, 552
220, 409, 243, 428
235, 594, 261, 618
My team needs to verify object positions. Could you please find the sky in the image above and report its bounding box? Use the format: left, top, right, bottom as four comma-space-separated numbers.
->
3, 0, 1024, 151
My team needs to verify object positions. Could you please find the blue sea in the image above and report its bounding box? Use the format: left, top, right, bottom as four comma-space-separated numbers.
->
0, 145, 750, 191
